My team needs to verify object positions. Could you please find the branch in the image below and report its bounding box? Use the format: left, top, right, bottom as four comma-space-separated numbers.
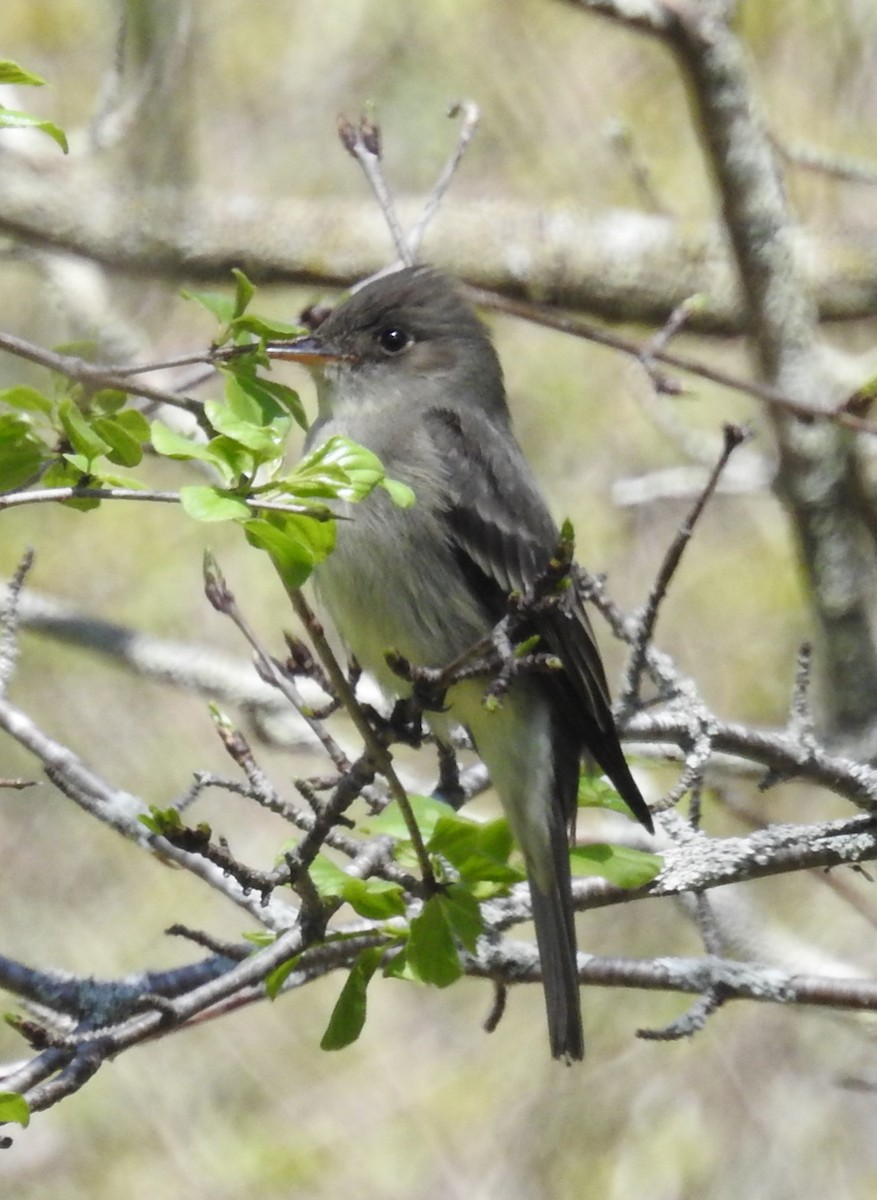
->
0, 329, 206, 420
4, 158, 877, 331
553, 0, 877, 740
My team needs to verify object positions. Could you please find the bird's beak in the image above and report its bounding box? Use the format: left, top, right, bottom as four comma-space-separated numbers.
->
264, 335, 354, 366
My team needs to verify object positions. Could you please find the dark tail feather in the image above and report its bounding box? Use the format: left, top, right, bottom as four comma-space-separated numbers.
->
527, 819, 584, 1062
591, 735, 654, 834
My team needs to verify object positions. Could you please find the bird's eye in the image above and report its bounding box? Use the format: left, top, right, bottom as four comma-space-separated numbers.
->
377, 326, 412, 355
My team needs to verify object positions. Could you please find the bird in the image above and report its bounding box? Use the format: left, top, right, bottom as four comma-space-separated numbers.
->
271, 265, 653, 1061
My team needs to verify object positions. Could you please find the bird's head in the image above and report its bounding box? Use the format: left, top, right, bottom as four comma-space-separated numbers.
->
267, 266, 508, 420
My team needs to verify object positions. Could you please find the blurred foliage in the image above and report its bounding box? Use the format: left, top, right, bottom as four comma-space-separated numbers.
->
2, 1, 877, 1198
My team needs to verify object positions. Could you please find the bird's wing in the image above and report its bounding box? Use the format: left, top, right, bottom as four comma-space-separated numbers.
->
423, 405, 652, 831
423, 405, 613, 719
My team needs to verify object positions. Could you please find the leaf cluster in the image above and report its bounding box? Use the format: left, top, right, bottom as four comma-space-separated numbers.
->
266, 792, 658, 1051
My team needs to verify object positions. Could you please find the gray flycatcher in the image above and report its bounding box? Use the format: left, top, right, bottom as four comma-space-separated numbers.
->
271, 266, 653, 1061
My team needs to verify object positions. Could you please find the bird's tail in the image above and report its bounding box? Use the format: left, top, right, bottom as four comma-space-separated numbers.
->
526, 815, 584, 1062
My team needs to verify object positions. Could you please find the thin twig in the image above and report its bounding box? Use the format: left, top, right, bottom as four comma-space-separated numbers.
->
0, 549, 35, 694
337, 114, 411, 266
467, 288, 877, 437
284, 586, 436, 889
0, 330, 207, 421
774, 135, 877, 186
0, 486, 329, 517
624, 423, 749, 699
406, 101, 481, 259
202, 553, 351, 774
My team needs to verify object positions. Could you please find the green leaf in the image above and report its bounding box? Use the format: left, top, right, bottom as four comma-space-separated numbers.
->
0, 1091, 29, 1128
180, 486, 252, 522
204, 398, 289, 456
150, 421, 238, 482
113, 408, 151, 441
361, 793, 454, 843
428, 815, 522, 887
206, 436, 256, 482
265, 955, 302, 1000
0, 414, 47, 489
342, 877, 407, 920
45, 454, 102, 508
223, 367, 281, 425
308, 854, 351, 896
231, 268, 255, 319
0, 439, 45, 490
308, 856, 405, 919
441, 883, 483, 952
181, 287, 235, 325
149, 422, 201, 458
86, 469, 146, 491
569, 843, 662, 888
320, 947, 383, 1050
0, 60, 46, 86
139, 806, 185, 836
0, 107, 68, 152
228, 313, 304, 341
244, 511, 335, 585
407, 895, 462, 987
243, 517, 316, 586
381, 477, 416, 508
241, 930, 277, 948
91, 416, 144, 467
578, 770, 646, 821
58, 399, 111, 461
90, 389, 128, 416
0, 385, 53, 415
309, 436, 384, 499
286, 435, 392, 504
222, 363, 306, 430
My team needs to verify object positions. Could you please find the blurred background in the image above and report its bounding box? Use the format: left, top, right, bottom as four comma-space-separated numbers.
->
2, 1, 877, 1196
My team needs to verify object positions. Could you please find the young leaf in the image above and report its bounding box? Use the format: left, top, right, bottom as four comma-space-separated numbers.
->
112, 409, 151, 441
179, 486, 252, 523
428, 814, 522, 887
309, 854, 352, 898
0, 439, 45, 491
223, 367, 283, 424
91, 416, 144, 467
181, 287, 235, 326
228, 313, 304, 341
223, 363, 307, 430
381, 477, 416, 508
340, 877, 406, 920
231, 268, 256, 319
0, 1091, 29, 1128
204, 397, 289, 456
407, 895, 462, 987
320, 947, 383, 1051
90, 389, 128, 416
58, 399, 111, 461
150, 421, 241, 483
441, 884, 483, 952
308, 855, 406, 920
242, 930, 277, 948
569, 843, 662, 888
578, 770, 646, 821
0, 385, 53, 415
0, 415, 47, 489
361, 793, 454, 843
243, 516, 321, 586
265, 955, 302, 1000
139, 806, 185, 836
0, 107, 68, 152
0, 60, 46, 86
